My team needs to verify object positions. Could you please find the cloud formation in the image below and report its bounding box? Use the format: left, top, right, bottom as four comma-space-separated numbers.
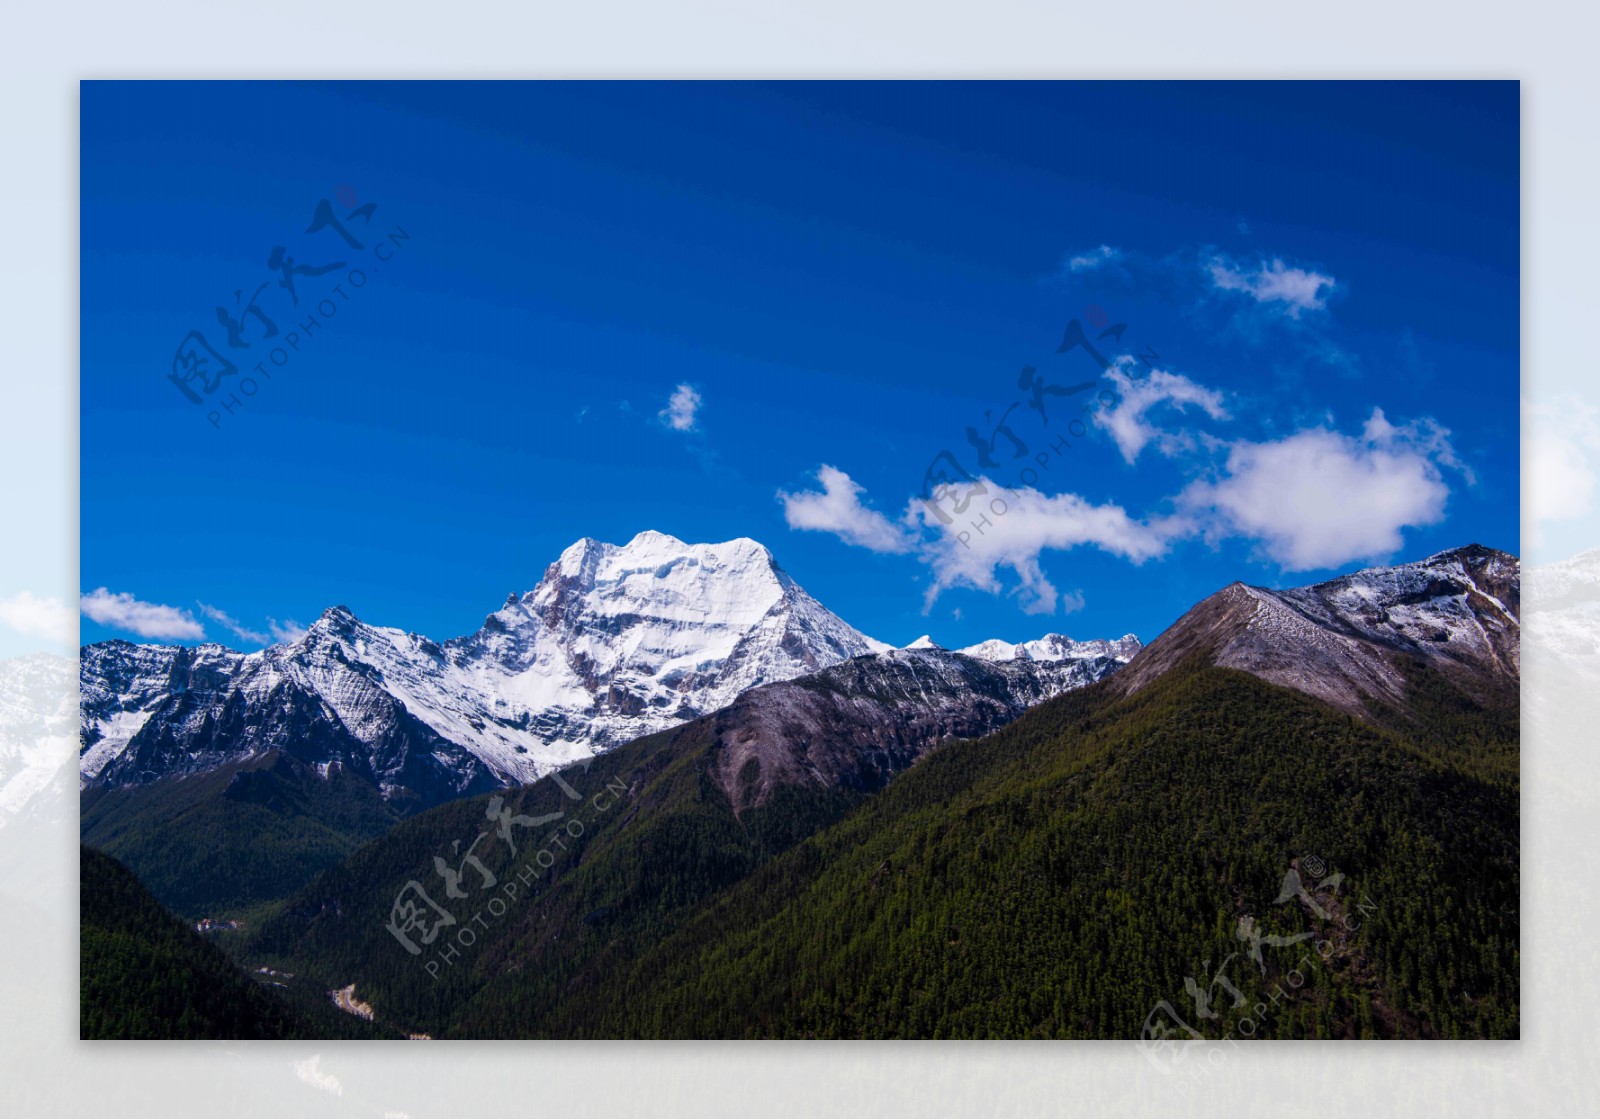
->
1527, 396, 1600, 547
786, 399, 1468, 610
0, 592, 77, 645
1094, 364, 1229, 464
1208, 255, 1335, 318
781, 466, 1178, 615
909, 482, 1178, 614
1066, 244, 1123, 272
80, 588, 205, 640
659, 384, 702, 432
197, 602, 270, 645
780, 466, 915, 553
1181, 409, 1462, 570
268, 618, 309, 645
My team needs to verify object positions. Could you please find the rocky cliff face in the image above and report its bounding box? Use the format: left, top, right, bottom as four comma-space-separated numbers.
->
698, 647, 1125, 812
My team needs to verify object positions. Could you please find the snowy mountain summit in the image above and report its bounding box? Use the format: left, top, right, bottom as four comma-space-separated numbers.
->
80, 533, 894, 799
445, 531, 893, 754
1111, 544, 1519, 717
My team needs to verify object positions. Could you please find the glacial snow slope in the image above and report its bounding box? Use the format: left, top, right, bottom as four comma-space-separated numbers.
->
1110, 544, 1520, 718
80, 533, 1126, 804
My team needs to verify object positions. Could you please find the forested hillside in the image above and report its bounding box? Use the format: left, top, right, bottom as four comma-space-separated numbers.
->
80, 847, 311, 1039
81, 751, 406, 918
251, 659, 1518, 1039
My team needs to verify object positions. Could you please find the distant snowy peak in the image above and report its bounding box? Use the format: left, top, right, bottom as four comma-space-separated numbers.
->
79, 533, 893, 798
959, 633, 1144, 664
904, 635, 944, 650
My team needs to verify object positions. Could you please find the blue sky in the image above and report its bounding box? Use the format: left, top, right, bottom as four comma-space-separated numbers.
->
77, 81, 1519, 653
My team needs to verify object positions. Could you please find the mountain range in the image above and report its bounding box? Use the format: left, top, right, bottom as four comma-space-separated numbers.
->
76, 532, 1138, 917
77, 531, 1137, 805
73, 537, 1521, 1040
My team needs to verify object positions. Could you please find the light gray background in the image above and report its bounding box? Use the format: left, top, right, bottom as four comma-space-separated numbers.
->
1, 2, 1588, 1115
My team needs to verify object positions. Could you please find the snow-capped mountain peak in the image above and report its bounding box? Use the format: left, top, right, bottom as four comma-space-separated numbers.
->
80, 534, 893, 799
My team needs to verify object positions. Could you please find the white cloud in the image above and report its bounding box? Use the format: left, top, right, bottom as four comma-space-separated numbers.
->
659, 384, 702, 432
0, 592, 76, 645
197, 602, 269, 646
908, 480, 1181, 615
787, 405, 1466, 611
1527, 396, 1600, 546
1067, 244, 1123, 272
782, 466, 1180, 614
268, 618, 309, 645
80, 588, 205, 641
1208, 255, 1335, 318
1095, 364, 1229, 464
293, 1055, 343, 1098
780, 466, 915, 553
1181, 409, 1461, 571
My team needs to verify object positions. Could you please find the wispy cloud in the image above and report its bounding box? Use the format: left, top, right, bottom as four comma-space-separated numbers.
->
1207, 255, 1336, 319
1181, 408, 1464, 570
0, 592, 76, 645
1094, 363, 1229, 465
1066, 244, 1123, 273
80, 588, 205, 641
780, 466, 915, 553
197, 602, 269, 645
659, 384, 702, 432
268, 618, 309, 645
